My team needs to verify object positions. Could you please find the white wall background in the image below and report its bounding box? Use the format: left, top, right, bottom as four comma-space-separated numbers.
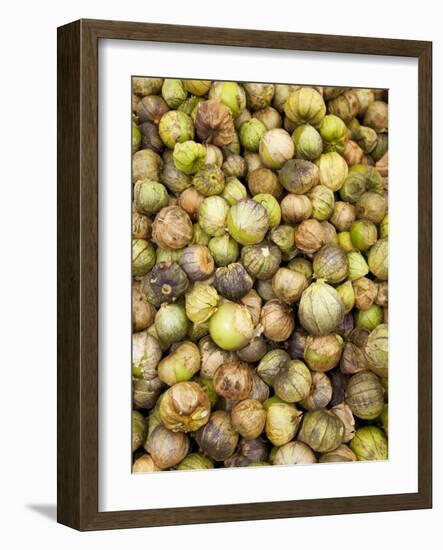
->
0, 1, 440, 548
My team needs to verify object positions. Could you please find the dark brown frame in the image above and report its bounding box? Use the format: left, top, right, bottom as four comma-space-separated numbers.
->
57, 19, 432, 531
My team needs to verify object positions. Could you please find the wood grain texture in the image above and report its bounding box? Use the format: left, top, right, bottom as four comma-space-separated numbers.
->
57, 19, 432, 531
57, 20, 81, 528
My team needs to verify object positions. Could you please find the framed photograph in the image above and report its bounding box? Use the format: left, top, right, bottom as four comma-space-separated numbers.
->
57, 19, 432, 531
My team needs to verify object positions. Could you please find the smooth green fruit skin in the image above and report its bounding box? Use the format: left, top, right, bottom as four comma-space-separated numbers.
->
350, 220, 377, 251
355, 304, 384, 330
209, 303, 248, 351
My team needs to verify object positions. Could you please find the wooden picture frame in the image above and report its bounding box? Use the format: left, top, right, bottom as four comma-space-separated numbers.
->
57, 19, 432, 531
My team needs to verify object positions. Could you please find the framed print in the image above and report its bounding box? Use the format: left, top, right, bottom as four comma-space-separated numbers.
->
57, 19, 432, 531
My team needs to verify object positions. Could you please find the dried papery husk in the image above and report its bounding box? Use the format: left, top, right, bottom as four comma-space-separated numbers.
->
336, 312, 354, 339
133, 376, 163, 410
331, 402, 355, 442
139, 121, 165, 154
256, 278, 276, 301
194, 99, 236, 146
330, 201, 356, 232
347, 251, 369, 282
345, 371, 384, 420
241, 242, 282, 281
328, 90, 360, 123
247, 371, 270, 402
133, 77, 164, 97
160, 158, 192, 194
321, 221, 337, 245
255, 106, 283, 130
148, 261, 189, 304
213, 361, 253, 401
239, 118, 267, 151
154, 302, 189, 346
222, 154, 246, 178
303, 333, 343, 372
272, 441, 317, 465
132, 282, 156, 332
298, 280, 345, 336
300, 372, 333, 410
272, 267, 308, 305
288, 257, 313, 281
244, 82, 275, 110
257, 349, 291, 385
294, 219, 325, 254
195, 410, 239, 461
265, 402, 302, 447
340, 164, 384, 204
371, 133, 388, 162
286, 328, 308, 360
364, 323, 388, 377
161, 79, 187, 108
192, 163, 225, 196
132, 239, 156, 277
292, 123, 323, 160
221, 177, 248, 206
145, 425, 190, 469
247, 167, 282, 197
132, 331, 162, 378
179, 244, 215, 282
368, 238, 388, 281
159, 381, 211, 432
270, 225, 298, 259
328, 369, 349, 408
340, 341, 367, 374
280, 194, 312, 224
259, 129, 295, 170
363, 101, 388, 132
350, 426, 388, 461
353, 277, 378, 311
176, 452, 214, 470
313, 244, 348, 284
227, 199, 269, 246
208, 81, 246, 118
199, 336, 237, 380
178, 187, 204, 219
319, 444, 357, 463
376, 152, 388, 180
132, 149, 163, 183
152, 206, 193, 249
278, 159, 320, 194
185, 284, 218, 323
343, 140, 364, 166
132, 410, 147, 452
132, 453, 161, 472
308, 184, 335, 221
375, 281, 388, 307
214, 263, 253, 300
157, 341, 200, 386
231, 399, 267, 439
224, 437, 268, 468
240, 289, 263, 326
284, 87, 326, 127
298, 409, 344, 453
273, 360, 312, 403
136, 94, 169, 124
260, 299, 295, 342
132, 208, 152, 240
273, 84, 299, 112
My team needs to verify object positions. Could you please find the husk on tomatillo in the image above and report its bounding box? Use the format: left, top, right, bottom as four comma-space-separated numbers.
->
131, 77, 389, 472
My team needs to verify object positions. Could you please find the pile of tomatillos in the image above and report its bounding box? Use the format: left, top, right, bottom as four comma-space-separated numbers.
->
131, 78, 389, 472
